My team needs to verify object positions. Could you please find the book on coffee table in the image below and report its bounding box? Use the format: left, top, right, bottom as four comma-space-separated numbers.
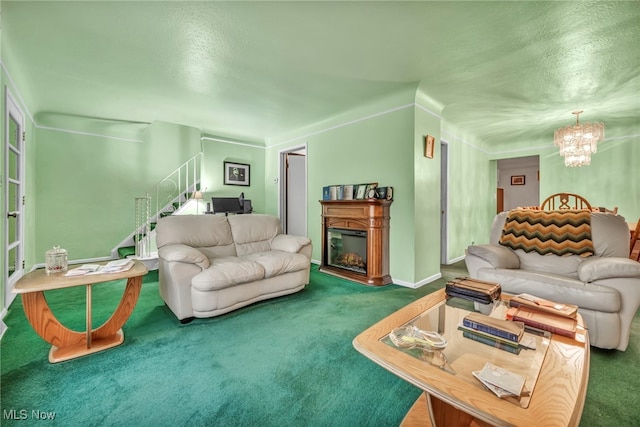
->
462, 312, 525, 343
509, 293, 578, 319
461, 330, 522, 355
477, 362, 526, 397
507, 306, 577, 338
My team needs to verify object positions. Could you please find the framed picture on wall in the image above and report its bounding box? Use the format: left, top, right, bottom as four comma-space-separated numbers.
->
511, 175, 525, 185
224, 161, 250, 186
425, 135, 435, 159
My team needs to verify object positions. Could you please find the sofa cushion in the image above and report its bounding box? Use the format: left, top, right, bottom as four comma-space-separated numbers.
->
590, 212, 631, 257
578, 256, 640, 282
192, 257, 265, 291
158, 244, 210, 269
492, 211, 631, 258
499, 209, 594, 257
466, 244, 520, 269
244, 251, 310, 278
156, 215, 236, 251
515, 250, 583, 278
228, 214, 282, 256
271, 234, 312, 253
476, 268, 621, 312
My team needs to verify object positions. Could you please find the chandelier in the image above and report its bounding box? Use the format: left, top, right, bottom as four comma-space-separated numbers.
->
553, 110, 604, 167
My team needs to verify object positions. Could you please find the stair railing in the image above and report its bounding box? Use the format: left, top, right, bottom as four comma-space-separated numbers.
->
134, 195, 152, 258
112, 153, 204, 259
128, 152, 203, 252
151, 152, 203, 218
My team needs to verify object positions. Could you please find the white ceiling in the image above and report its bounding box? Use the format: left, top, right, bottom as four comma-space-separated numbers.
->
3, 1, 639, 146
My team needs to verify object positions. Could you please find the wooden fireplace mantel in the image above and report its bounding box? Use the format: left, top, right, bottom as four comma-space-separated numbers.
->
319, 199, 392, 286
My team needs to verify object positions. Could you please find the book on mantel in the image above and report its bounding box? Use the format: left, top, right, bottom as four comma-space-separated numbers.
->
506, 305, 577, 338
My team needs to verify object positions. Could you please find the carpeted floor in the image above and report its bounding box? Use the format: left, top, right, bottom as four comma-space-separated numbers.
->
1, 262, 639, 426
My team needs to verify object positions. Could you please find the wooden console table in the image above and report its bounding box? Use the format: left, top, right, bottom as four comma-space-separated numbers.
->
320, 199, 392, 286
13, 261, 148, 363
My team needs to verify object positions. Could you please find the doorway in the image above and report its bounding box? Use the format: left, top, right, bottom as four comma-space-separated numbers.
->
279, 145, 307, 237
496, 156, 540, 211
4, 89, 25, 309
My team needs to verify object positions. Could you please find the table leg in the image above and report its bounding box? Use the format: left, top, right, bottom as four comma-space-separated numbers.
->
426, 394, 492, 427
401, 393, 494, 427
401, 393, 433, 426
86, 284, 92, 349
91, 275, 143, 340
20, 275, 143, 363
21, 292, 86, 349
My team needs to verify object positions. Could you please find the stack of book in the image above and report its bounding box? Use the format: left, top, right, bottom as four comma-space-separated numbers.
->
458, 312, 526, 354
506, 293, 578, 338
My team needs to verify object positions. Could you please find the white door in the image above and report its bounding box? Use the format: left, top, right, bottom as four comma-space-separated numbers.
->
279, 146, 307, 236
5, 90, 25, 308
286, 153, 306, 236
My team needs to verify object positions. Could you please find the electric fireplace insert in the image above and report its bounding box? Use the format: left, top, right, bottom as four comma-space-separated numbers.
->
327, 228, 367, 275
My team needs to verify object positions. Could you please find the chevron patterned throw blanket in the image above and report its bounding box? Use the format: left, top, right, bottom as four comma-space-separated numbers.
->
499, 209, 594, 257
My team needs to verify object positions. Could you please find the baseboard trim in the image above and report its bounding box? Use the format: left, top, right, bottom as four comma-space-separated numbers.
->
445, 255, 466, 265
395, 272, 442, 289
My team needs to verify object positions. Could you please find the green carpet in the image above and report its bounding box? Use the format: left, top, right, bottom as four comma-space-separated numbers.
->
1, 263, 639, 426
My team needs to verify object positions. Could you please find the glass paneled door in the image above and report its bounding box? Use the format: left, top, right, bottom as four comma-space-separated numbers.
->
5, 90, 25, 308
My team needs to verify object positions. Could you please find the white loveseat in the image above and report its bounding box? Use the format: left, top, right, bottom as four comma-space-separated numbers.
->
156, 214, 312, 322
465, 211, 640, 351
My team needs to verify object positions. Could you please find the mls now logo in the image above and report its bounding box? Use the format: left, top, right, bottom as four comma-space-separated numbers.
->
3, 409, 56, 420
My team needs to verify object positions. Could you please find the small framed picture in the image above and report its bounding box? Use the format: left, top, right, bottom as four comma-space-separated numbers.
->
224, 161, 250, 186
342, 184, 355, 200
364, 183, 378, 199
511, 175, 525, 185
425, 135, 435, 159
355, 184, 367, 200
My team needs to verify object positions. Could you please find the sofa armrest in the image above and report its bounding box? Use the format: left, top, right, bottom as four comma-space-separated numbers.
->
158, 244, 210, 270
466, 244, 520, 269
578, 257, 640, 282
271, 234, 312, 254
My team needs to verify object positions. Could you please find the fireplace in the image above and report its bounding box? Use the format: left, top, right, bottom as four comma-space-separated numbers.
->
320, 199, 392, 286
327, 228, 367, 274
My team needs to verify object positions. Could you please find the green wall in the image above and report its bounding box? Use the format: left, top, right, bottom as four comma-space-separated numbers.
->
200, 137, 266, 213
487, 130, 640, 224
413, 89, 444, 283
538, 136, 640, 221
34, 118, 201, 262
442, 124, 495, 256
266, 87, 437, 285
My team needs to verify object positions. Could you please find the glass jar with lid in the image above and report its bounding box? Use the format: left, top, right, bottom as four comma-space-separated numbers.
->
45, 245, 68, 274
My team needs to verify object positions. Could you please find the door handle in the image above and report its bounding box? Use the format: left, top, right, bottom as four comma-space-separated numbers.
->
7, 211, 18, 218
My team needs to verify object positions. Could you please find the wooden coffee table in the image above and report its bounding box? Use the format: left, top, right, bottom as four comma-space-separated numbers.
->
353, 289, 589, 427
13, 260, 148, 363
